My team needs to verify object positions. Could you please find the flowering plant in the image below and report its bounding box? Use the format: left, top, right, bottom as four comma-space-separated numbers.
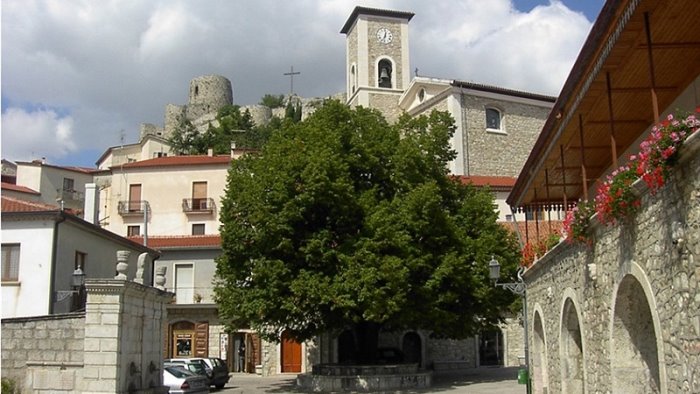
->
594, 162, 641, 225
636, 111, 700, 193
521, 233, 562, 266
562, 200, 595, 243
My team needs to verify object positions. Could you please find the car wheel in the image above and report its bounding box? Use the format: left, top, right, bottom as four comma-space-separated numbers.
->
215, 383, 225, 389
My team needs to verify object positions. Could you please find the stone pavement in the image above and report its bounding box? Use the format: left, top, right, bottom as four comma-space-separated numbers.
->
217, 367, 525, 393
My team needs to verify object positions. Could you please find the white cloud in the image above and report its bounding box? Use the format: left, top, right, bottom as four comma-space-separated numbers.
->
1, 0, 600, 167
1, 108, 77, 162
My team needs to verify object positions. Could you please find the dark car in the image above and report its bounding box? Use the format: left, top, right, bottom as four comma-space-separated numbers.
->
201, 358, 230, 389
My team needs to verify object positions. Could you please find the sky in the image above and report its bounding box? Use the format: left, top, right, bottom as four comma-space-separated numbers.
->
1, 0, 606, 168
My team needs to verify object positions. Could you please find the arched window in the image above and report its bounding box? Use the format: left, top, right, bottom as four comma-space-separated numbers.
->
350, 64, 356, 94
378, 59, 392, 88
485, 107, 502, 131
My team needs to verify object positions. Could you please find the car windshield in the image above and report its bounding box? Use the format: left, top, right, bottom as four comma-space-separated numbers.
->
165, 366, 192, 378
187, 362, 206, 374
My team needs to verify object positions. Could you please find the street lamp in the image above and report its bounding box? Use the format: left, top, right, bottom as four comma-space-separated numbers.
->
56, 266, 86, 303
488, 255, 531, 394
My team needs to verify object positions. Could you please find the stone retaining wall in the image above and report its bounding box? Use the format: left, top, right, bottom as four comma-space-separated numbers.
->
523, 132, 700, 393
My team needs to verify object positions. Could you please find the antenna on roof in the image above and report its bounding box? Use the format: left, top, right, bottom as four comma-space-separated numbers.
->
119, 129, 126, 147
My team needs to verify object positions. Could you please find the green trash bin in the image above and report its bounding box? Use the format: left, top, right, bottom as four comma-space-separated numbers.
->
517, 368, 529, 385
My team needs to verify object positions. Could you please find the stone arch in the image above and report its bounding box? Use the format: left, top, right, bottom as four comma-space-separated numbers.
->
610, 264, 664, 393
532, 304, 549, 393
478, 327, 504, 366
401, 331, 423, 366
337, 329, 356, 364
376, 57, 395, 88
559, 291, 585, 393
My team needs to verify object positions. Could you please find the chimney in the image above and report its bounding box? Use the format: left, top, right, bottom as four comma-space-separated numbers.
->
84, 183, 100, 225
230, 142, 237, 158
207, 148, 214, 157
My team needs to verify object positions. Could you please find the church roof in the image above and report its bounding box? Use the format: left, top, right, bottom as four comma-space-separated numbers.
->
451, 80, 557, 103
340, 6, 415, 34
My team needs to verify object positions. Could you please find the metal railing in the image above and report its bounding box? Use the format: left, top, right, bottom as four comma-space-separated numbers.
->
182, 198, 215, 213
117, 200, 149, 215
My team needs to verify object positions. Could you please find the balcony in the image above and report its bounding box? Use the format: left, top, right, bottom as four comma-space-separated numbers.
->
58, 188, 84, 203
118, 200, 149, 216
182, 198, 215, 214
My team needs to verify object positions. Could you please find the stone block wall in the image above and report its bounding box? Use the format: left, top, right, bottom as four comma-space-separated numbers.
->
461, 94, 550, 177
523, 132, 700, 393
1, 273, 173, 393
1, 313, 85, 393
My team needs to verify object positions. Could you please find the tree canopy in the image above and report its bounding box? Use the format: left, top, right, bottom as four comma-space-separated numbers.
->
214, 101, 520, 357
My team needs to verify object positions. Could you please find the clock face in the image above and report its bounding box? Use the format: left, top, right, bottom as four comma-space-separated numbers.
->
376, 27, 393, 44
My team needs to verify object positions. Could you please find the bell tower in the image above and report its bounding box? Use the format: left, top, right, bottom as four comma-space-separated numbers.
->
341, 6, 414, 122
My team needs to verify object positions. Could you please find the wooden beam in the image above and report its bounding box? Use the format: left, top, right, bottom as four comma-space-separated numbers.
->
637, 42, 700, 50
644, 12, 660, 123
585, 119, 649, 125
560, 145, 568, 211
606, 72, 618, 168
579, 115, 589, 200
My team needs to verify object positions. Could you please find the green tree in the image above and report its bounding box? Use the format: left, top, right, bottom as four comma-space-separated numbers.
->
169, 105, 278, 154
168, 114, 204, 155
260, 94, 286, 108
215, 100, 520, 362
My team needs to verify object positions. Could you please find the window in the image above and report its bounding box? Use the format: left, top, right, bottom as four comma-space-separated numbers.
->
63, 177, 75, 192
75, 251, 87, 270
2, 244, 20, 281
154, 152, 168, 158
192, 224, 205, 235
485, 108, 502, 131
175, 264, 194, 305
128, 225, 141, 236
418, 88, 426, 102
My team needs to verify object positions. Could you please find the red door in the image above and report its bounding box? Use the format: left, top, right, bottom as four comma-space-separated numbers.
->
281, 330, 301, 372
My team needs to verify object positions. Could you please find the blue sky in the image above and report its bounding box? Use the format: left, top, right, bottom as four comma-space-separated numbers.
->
1, 0, 605, 168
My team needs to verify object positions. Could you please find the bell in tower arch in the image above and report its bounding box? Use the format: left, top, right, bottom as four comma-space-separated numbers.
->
378, 60, 392, 88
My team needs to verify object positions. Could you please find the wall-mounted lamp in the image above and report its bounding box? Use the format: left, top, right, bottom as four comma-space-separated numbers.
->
56, 266, 86, 303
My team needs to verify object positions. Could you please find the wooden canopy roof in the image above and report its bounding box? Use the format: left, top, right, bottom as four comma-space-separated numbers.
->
508, 0, 700, 209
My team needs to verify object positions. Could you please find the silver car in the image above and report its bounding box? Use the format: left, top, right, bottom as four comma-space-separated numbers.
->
163, 366, 209, 393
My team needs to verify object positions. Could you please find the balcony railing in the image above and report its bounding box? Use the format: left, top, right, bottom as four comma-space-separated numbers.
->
182, 198, 215, 214
58, 188, 84, 202
117, 200, 149, 216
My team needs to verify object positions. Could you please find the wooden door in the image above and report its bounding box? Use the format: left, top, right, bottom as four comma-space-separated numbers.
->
129, 184, 142, 212
281, 330, 301, 372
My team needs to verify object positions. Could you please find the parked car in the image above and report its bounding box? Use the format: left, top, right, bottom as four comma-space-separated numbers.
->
165, 358, 228, 389
163, 366, 209, 393
201, 358, 230, 389
164, 358, 209, 382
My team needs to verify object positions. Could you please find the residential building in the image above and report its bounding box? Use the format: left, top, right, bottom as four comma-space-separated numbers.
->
1, 196, 157, 318
14, 160, 99, 215
507, 0, 700, 392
